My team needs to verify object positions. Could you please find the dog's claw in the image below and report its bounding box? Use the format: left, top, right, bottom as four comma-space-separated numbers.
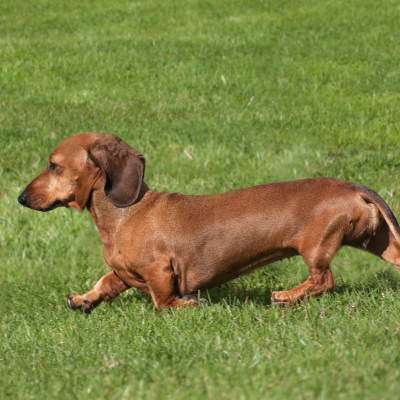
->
271, 295, 290, 307
67, 295, 76, 310
67, 295, 92, 313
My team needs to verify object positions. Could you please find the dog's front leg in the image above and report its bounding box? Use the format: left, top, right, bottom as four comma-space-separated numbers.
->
67, 271, 130, 313
144, 261, 207, 310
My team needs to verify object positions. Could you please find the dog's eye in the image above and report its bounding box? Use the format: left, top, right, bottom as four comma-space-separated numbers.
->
49, 162, 57, 171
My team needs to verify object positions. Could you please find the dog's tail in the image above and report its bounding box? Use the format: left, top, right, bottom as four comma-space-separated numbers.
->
353, 183, 400, 244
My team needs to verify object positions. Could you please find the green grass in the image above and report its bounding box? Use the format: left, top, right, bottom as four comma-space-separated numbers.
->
1, 0, 400, 398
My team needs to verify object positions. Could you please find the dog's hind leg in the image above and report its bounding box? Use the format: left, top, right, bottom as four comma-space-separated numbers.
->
67, 271, 131, 313
271, 265, 335, 306
271, 217, 345, 306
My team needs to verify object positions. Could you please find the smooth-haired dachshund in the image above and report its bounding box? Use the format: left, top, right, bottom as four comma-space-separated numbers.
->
18, 132, 400, 312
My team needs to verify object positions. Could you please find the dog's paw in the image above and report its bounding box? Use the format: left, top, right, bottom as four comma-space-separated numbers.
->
67, 295, 76, 310
178, 295, 210, 307
199, 298, 210, 307
67, 295, 92, 314
271, 291, 291, 307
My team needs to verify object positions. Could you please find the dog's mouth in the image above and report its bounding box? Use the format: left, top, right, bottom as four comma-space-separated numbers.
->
38, 199, 65, 212
23, 198, 66, 212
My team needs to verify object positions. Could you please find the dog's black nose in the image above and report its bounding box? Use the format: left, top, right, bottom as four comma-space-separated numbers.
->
18, 193, 28, 206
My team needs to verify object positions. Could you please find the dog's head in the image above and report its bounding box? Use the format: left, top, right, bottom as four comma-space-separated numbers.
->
18, 132, 145, 212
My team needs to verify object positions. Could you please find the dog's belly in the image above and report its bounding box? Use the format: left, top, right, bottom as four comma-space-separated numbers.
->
179, 247, 299, 294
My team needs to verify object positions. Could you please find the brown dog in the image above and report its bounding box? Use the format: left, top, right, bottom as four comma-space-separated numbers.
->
18, 132, 400, 312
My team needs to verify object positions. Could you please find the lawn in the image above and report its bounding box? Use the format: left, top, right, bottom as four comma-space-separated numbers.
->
1, 0, 400, 398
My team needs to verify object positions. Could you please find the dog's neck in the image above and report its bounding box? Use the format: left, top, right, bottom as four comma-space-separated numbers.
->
86, 181, 151, 246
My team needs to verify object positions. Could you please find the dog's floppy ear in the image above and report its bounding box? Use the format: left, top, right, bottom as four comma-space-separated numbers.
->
88, 139, 145, 208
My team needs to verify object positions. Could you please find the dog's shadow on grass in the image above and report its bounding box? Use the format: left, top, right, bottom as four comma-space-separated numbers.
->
204, 269, 400, 307
333, 269, 400, 296
120, 268, 400, 309
206, 269, 400, 307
